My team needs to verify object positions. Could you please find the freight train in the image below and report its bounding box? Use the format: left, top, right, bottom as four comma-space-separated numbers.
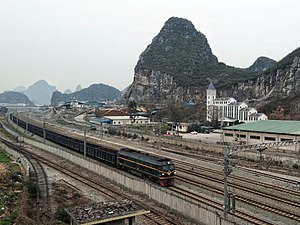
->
9, 114, 175, 186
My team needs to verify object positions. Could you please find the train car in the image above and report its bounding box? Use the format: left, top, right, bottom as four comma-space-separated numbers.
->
117, 148, 176, 186
10, 114, 175, 186
42, 127, 118, 166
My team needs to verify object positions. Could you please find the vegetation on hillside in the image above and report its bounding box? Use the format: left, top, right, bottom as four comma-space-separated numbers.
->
267, 47, 300, 73
135, 17, 261, 89
51, 83, 122, 105
0, 92, 34, 106
259, 93, 300, 120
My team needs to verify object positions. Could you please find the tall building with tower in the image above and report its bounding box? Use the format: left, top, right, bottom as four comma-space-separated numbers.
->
206, 82, 267, 124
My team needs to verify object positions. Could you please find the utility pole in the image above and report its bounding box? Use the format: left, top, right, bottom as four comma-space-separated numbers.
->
223, 145, 229, 219
16, 111, 19, 131
100, 122, 103, 140
84, 126, 87, 157
25, 110, 28, 134
83, 125, 92, 157
158, 120, 162, 151
43, 122, 46, 143
223, 140, 299, 220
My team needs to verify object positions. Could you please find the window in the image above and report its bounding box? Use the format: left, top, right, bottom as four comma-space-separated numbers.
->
265, 137, 276, 141
237, 134, 246, 138
281, 138, 293, 141
250, 135, 260, 140
225, 133, 233, 137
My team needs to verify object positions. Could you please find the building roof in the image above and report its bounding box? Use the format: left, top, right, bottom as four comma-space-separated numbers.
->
223, 120, 300, 135
240, 107, 255, 112
249, 113, 266, 117
228, 102, 247, 106
207, 82, 216, 90
221, 117, 239, 122
105, 116, 149, 120
97, 109, 127, 117
214, 97, 236, 101
66, 200, 149, 225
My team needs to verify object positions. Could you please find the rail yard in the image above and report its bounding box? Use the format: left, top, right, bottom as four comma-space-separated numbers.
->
0, 109, 300, 225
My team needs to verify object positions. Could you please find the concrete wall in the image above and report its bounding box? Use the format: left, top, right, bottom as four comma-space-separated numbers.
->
0, 142, 31, 179
2, 119, 238, 225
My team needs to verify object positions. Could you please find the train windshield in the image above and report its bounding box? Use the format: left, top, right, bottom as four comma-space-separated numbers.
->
161, 165, 175, 171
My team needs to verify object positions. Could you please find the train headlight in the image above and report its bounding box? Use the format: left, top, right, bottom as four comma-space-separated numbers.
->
173, 171, 176, 175
162, 173, 165, 176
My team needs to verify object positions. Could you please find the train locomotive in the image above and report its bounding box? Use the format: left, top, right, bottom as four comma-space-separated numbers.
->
118, 148, 175, 186
9, 114, 176, 186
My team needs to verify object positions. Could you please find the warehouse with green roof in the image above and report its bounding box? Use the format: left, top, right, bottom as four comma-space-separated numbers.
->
223, 120, 300, 145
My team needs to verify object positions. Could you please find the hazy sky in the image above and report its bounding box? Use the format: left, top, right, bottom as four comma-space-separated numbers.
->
0, 0, 299, 93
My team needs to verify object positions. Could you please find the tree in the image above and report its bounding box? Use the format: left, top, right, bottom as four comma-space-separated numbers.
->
128, 100, 137, 116
165, 100, 185, 134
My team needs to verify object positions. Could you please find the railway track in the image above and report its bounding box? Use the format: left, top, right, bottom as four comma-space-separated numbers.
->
0, 138, 52, 224
176, 176, 300, 222
161, 146, 300, 186
175, 161, 300, 222
175, 160, 300, 199
9, 114, 300, 224
168, 186, 274, 225
0, 137, 180, 225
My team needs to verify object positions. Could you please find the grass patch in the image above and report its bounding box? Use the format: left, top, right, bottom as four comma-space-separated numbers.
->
0, 150, 11, 164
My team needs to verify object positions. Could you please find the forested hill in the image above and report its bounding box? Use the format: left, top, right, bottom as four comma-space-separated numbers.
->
0, 91, 35, 106
135, 17, 259, 88
51, 83, 121, 106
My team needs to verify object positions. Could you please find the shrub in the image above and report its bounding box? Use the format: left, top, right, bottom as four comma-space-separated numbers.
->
292, 164, 299, 169
55, 208, 70, 223
24, 181, 38, 199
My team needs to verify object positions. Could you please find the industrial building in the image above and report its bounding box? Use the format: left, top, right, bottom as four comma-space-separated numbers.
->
223, 120, 300, 146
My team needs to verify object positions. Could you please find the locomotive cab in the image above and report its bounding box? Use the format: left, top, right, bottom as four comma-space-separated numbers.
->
158, 160, 176, 186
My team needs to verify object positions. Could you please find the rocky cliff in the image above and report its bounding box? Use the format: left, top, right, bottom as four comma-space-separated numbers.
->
221, 47, 300, 119
125, 17, 259, 104
247, 56, 276, 72
124, 17, 299, 119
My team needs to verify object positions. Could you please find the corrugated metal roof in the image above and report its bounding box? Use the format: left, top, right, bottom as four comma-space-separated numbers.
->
223, 120, 300, 135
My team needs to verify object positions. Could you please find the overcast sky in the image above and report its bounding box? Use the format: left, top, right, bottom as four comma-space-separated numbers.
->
0, 0, 299, 93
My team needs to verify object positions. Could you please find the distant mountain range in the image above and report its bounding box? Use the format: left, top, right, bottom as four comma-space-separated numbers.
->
0, 91, 34, 106
2, 80, 121, 106
51, 83, 122, 106
24, 80, 57, 105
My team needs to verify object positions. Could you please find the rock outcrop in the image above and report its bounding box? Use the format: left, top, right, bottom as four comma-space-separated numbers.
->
124, 17, 259, 104
124, 16, 299, 119
247, 56, 276, 72
221, 48, 300, 119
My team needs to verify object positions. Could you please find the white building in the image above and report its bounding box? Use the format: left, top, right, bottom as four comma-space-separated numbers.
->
206, 82, 267, 123
105, 116, 150, 125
